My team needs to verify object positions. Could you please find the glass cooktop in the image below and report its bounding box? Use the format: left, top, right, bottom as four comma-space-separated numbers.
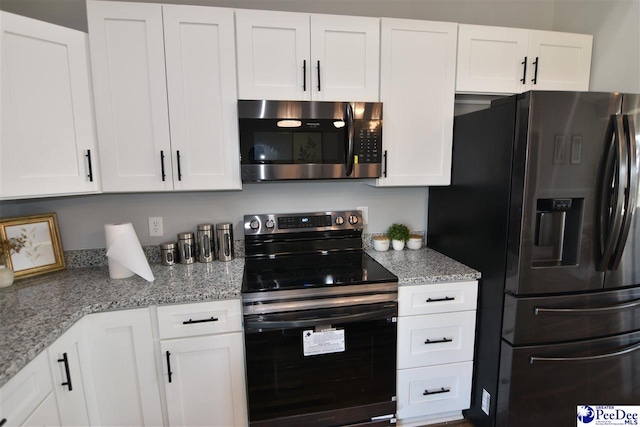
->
242, 251, 398, 293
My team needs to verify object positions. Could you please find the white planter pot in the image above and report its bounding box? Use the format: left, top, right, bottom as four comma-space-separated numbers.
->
392, 240, 405, 251
0, 265, 15, 287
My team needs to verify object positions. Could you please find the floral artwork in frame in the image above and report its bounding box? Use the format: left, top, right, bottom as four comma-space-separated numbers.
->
0, 213, 65, 279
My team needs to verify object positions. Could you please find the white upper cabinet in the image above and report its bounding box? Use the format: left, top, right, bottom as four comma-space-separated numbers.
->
87, 1, 241, 192
456, 24, 592, 94
235, 9, 380, 102
376, 18, 457, 187
0, 11, 100, 200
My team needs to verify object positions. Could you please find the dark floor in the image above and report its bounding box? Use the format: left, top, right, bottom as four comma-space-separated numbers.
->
429, 420, 474, 427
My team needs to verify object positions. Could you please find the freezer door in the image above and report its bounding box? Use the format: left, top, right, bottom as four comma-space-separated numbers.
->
497, 331, 640, 427
506, 92, 622, 295
502, 286, 640, 345
605, 94, 640, 289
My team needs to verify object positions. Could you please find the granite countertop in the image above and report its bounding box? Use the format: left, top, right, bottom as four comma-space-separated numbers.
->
0, 248, 479, 388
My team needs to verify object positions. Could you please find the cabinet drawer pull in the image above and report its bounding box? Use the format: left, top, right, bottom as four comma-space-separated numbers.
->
0, 418, 7, 426
424, 337, 453, 345
423, 387, 450, 396
531, 57, 539, 84
520, 56, 527, 84
183, 316, 219, 325
303, 60, 307, 91
85, 149, 94, 182
426, 296, 455, 303
57, 352, 73, 391
317, 60, 321, 91
383, 150, 388, 177
160, 150, 166, 181
176, 150, 182, 181
166, 350, 173, 383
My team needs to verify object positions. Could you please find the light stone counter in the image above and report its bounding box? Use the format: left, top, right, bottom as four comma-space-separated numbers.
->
0, 248, 479, 388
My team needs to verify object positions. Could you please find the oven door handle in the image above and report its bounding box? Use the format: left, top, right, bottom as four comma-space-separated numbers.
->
245, 306, 396, 331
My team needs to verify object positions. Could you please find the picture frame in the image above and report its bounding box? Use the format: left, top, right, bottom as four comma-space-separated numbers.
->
0, 213, 65, 279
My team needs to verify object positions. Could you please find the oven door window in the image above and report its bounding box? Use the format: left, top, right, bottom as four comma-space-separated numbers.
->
244, 305, 397, 423
240, 119, 345, 165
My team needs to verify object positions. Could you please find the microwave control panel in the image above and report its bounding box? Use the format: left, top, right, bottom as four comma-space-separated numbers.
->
354, 120, 382, 164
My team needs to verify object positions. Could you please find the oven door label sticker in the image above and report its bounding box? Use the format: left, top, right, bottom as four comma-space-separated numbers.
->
302, 329, 345, 356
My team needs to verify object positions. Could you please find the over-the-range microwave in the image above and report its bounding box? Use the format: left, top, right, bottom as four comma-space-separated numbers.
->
238, 100, 383, 182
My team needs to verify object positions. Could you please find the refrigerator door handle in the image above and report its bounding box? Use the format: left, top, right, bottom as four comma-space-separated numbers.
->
534, 297, 640, 315
597, 115, 627, 271
610, 115, 639, 269
529, 340, 640, 364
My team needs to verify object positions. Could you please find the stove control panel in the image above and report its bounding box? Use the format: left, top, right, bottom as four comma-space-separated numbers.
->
244, 210, 363, 235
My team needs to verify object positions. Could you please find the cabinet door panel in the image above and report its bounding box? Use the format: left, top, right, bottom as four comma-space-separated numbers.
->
20, 392, 60, 427
86, 308, 163, 426
528, 30, 592, 91
310, 14, 380, 102
377, 18, 457, 186
164, 5, 241, 190
0, 12, 99, 199
87, 1, 172, 192
456, 24, 529, 94
161, 333, 248, 427
235, 9, 310, 100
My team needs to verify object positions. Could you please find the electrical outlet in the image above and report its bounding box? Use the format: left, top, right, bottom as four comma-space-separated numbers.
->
357, 206, 369, 225
148, 217, 163, 237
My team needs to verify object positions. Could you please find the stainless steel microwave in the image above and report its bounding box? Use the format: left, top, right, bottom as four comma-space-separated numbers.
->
238, 100, 383, 182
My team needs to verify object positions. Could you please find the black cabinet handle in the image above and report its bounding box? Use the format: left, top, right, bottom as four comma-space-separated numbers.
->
85, 150, 94, 182
176, 151, 182, 181
160, 150, 166, 181
520, 56, 527, 84
423, 387, 451, 396
532, 57, 539, 84
426, 296, 455, 302
383, 150, 388, 178
57, 352, 73, 391
0, 418, 6, 426
166, 351, 173, 383
317, 60, 321, 91
303, 60, 307, 91
424, 337, 453, 345
182, 316, 219, 325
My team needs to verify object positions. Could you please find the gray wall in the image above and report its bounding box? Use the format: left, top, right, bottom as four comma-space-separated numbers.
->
2, 0, 638, 250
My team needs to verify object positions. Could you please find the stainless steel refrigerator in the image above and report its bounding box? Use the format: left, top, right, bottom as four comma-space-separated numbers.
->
428, 91, 640, 427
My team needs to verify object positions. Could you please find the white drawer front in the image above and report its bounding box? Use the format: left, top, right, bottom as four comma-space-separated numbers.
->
397, 361, 472, 420
398, 281, 477, 316
157, 299, 242, 339
397, 311, 476, 369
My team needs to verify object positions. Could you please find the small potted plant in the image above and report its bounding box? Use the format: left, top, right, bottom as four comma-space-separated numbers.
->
0, 235, 26, 288
387, 223, 410, 250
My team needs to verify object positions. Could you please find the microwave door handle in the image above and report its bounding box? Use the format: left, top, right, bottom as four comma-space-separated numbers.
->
345, 102, 355, 176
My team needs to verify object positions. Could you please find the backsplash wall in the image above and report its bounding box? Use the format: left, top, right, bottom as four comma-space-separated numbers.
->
4, 182, 428, 250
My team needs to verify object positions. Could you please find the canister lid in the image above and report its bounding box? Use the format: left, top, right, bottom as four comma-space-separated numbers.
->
177, 232, 195, 240
216, 222, 232, 230
197, 223, 214, 231
159, 241, 177, 249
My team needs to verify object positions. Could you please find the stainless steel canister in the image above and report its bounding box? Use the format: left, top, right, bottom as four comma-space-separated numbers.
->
197, 224, 215, 263
177, 232, 196, 264
159, 242, 177, 266
216, 223, 234, 262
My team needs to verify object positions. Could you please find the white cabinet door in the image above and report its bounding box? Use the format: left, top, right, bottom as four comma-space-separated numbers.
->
161, 333, 248, 427
86, 308, 163, 426
310, 14, 380, 102
527, 30, 592, 91
87, 1, 173, 192
20, 392, 60, 427
47, 319, 98, 426
456, 24, 530, 94
0, 352, 58, 427
235, 9, 311, 100
0, 11, 100, 200
163, 5, 241, 191
376, 19, 457, 187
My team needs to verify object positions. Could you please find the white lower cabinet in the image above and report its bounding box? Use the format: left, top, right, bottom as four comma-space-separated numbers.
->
86, 307, 163, 426
157, 300, 248, 427
396, 281, 478, 425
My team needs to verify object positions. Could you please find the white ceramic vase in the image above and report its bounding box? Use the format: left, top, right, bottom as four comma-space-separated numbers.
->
392, 239, 405, 251
373, 236, 390, 251
0, 265, 15, 288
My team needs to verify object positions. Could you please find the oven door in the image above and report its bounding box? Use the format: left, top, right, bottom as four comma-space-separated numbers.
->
244, 302, 397, 427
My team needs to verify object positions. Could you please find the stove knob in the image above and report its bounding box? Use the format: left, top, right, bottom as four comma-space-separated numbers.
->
348, 215, 359, 225
249, 219, 260, 230
265, 219, 275, 229
335, 216, 345, 226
